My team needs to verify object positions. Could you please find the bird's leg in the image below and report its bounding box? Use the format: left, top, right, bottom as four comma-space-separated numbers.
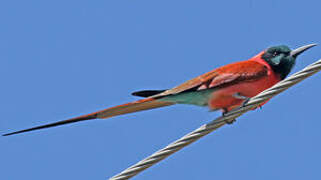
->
233, 92, 251, 107
222, 108, 236, 124
222, 93, 250, 125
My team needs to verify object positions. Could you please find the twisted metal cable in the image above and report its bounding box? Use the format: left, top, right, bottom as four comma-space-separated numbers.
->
109, 59, 321, 180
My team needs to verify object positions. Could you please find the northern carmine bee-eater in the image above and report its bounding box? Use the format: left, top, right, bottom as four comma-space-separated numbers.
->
3, 44, 316, 136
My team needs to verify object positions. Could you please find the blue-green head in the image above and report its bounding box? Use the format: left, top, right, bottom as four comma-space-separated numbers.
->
262, 44, 316, 79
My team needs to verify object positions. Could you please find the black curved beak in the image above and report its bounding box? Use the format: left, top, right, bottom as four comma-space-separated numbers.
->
290, 43, 317, 58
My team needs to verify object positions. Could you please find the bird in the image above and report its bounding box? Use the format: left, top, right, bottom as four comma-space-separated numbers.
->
3, 44, 316, 136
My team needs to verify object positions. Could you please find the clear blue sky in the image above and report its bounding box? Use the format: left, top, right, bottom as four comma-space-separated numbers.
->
1, 0, 321, 179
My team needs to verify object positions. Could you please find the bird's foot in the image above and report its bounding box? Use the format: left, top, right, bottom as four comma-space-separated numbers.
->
222, 109, 236, 125
225, 118, 236, 124
241, 98, 250, 107
233, 92, 251, 107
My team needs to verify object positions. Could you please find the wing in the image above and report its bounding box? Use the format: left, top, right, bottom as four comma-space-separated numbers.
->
153, 60, 268, 97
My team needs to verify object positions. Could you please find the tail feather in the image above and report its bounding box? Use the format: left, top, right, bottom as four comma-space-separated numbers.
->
3, 98, 174, 136
96, 98, 174, 119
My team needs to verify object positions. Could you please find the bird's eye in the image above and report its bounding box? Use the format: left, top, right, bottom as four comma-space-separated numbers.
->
272, 51, 279, 57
